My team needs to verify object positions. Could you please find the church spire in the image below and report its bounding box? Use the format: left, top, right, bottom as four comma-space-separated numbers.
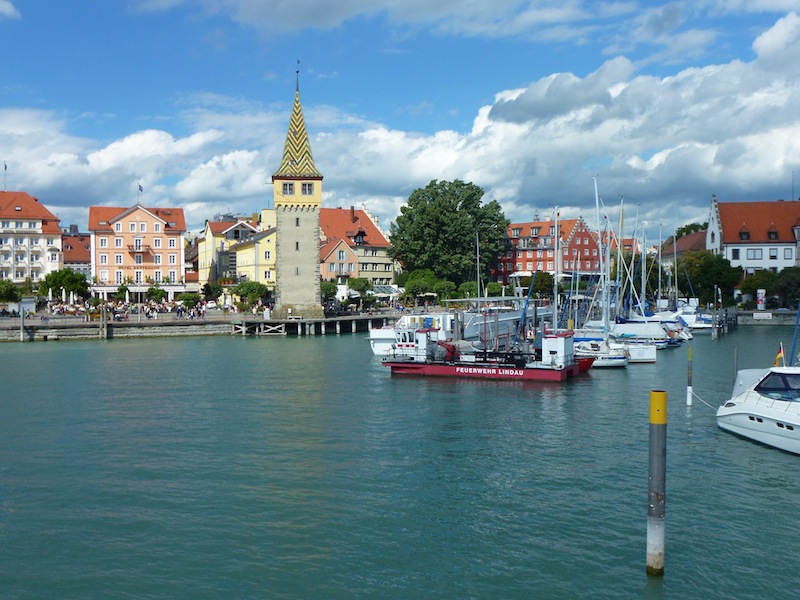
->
273, 66, 322, 180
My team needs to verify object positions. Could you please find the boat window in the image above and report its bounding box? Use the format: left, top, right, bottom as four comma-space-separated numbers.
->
755, 373, 800, 401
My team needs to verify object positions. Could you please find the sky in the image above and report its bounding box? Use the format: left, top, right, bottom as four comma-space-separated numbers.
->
1, 0, 800, 244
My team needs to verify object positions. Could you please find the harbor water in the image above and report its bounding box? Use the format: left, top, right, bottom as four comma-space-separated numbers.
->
1, 326, 799, 599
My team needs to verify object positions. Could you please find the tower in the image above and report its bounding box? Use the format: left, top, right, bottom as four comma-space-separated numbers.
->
271, 71, 325, 319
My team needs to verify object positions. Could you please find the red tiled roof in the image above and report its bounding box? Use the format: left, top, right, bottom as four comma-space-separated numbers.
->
507, 218, 581, 240
718, 200, 800, 244
661, 230, 707, 255
0, 191, 61, 233
320, 207, 389, 252
207, 220, 257, 235
88, 205, 187, 232
63, 234, 91, 263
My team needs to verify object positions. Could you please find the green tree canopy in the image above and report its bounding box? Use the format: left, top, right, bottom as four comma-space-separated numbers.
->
39, 268, 90, 300
203, 282, 224, 301
114, 284, 129, 302
675, 222, 708, 239
404, 269, 437, 297
775, 267, 800, 307
320, 279, 337, 304
388, 180, 509, 286
232, 281, 268, 307
740, 270, 778, 298
0, 280, 22, 302
676, 251, 742, 305
146, 285, 167, 302
347, 277, 372, 295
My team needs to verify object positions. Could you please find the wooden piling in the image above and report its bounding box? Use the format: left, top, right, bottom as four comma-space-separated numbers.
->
646, 389, 667, 576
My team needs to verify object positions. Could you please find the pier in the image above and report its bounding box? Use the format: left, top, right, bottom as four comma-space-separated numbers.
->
0, 311, 397, 342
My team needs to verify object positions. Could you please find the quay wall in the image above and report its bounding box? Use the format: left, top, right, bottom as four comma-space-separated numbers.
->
0, 314, 394, 342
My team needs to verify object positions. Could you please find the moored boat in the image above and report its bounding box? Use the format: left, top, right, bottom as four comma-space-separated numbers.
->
383, 330, 589, 382
716, 366, 800, 454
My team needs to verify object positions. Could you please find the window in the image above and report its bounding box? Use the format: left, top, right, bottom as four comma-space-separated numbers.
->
265, 270, 272, 280
516, 262, 522, 270
337, 250, 346, 260
100, 254, 108, 265
99, 237, 108, 248
130, 222, 136, 232
302, 183, 313, 195
295, 217, 300, 227
769, 248, 778, 260
785, 248, 793, 260
282, 182, 294, 195
768, 231, 778, 240
154, 223, 161, 233
140, 222, 146, 233
746, 248, 763, 260
134, 270, 143, 284
154, 238, 161, 248
526, 262, 533, 270
168, 238, 176, 248
169, 270, 176, 282
115, 254, 123, 265
115, 270, 123, 284
576, 237, 581, 245
154, 254, 162, 265
731, 249, 740, 260
115, 223, 122, 232
169, 254, 176, 265
115, 238, 122, 248
134, 238, 143, 250
49, 253, 58, 262
154, 271, 162, 282
512, 228, 521, 237
135, 254, 143, 264
740, 232, 750, 240
264, 250, 271, 260
295, 241, 300, 251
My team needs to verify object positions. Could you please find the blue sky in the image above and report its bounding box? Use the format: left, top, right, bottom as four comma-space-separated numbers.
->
2, 0, 800, 243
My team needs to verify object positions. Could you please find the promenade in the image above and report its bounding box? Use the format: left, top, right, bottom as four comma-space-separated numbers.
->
0, 309, 397, 342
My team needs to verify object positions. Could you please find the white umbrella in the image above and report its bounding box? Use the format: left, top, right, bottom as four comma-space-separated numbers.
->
61, 288, 66, 302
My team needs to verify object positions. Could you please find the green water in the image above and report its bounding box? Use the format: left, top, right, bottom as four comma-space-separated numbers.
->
1, 328, 798, 599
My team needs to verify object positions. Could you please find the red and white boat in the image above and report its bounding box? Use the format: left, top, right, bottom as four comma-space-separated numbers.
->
383, 330, 591, 382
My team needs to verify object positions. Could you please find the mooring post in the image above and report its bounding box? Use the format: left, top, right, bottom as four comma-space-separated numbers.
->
647, 389, 667, 576
686, 346, 693, 406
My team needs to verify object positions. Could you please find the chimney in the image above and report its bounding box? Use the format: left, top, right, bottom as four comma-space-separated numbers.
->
350, 206, 356, 223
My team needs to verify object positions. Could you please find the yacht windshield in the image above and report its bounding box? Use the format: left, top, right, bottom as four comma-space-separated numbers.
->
755, 373, 800, 401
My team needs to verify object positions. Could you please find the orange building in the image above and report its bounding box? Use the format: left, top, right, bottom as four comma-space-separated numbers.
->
88, 204, 187, 301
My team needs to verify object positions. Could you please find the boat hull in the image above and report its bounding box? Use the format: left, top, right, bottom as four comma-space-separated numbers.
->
384, 359, 580, 382
716, 367, 800, 454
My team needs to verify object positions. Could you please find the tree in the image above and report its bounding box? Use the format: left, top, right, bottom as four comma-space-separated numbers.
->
320, 280, 337, 304
676, 251, 742, 305
404, 269, 437, 297
740, 270, 778, 299
347, 277, 372, 296
177, 292, 201, 306
146, 285, 167, 302
775, 267, 800, 307
114, 284, 129, 302
203, 282, 224, 301
388, 180, 509, 286
232, 281, 268, 308
675, 222, 708, 239
39, 268, 90, 300
0, 280, 21, 302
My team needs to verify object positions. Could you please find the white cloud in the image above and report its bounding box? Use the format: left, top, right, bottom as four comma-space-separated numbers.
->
0, 0, 20, 19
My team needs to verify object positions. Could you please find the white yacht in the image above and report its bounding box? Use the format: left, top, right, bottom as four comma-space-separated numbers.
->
716, 366, 800, 454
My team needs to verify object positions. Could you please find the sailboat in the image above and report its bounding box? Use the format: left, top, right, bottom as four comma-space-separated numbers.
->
573, 178, 629, 368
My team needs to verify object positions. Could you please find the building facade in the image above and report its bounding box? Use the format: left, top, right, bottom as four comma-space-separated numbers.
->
271, 78, 324, 319
0, 191, 62, 285
196, 218, 258, 289
707, 195, 800, 275
88, 204, 187, 301
494, 216, 601, 285
320, 206, 395, 287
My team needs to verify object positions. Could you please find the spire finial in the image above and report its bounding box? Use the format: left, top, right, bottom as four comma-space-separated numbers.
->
296, 59, 300, 91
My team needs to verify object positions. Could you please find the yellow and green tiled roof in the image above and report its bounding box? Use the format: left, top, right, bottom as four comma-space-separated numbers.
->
273, 89, 322, 179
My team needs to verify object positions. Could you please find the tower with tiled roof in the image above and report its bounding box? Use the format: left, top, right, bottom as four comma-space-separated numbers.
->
271, 69, 324, 319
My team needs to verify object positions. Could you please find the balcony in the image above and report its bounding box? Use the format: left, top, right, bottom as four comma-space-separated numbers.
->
127, 244, 153, 254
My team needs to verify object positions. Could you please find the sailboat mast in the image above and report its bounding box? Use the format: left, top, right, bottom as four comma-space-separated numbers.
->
594, 177, 609, 334
553, 208, 559, 330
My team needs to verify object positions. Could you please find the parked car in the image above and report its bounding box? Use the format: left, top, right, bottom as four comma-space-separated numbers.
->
206, 300, 217, 309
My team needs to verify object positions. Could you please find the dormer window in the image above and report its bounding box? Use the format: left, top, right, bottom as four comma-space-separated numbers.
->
768, 231, 778, 240
740, 231, 750, 241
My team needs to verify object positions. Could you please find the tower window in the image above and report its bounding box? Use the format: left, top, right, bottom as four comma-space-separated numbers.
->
302, 183, 313, 195
295, 241, 300, 250
282, 183, 295, 195
295, 217, 300, 227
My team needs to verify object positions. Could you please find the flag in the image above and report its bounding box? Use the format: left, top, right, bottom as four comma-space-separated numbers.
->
774, 343, 784, 367
138, 184, 143, 193
4, 162, 6, 171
